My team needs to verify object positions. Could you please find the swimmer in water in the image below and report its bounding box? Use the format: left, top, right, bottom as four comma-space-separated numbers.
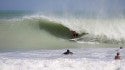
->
63, 49, 73, 55
114, 52, 121, 60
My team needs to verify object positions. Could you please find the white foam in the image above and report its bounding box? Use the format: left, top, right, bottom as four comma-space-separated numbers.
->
0, 48, 125, 70
0, 58, 125, 70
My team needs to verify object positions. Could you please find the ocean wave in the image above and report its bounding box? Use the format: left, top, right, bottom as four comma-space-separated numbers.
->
21, 14, 125, 44
1, 14, 125, 47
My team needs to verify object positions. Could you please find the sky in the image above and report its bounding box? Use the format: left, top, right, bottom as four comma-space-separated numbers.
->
0, 0, 125, 12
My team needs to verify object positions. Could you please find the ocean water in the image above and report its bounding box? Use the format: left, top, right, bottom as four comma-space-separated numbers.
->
0, 10, 125, 70
0, 48, 125, 70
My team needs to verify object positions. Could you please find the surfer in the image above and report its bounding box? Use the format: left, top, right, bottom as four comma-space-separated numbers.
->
114, 52, 121, 60
71, 30, 79, 38
63, 49, 73, 55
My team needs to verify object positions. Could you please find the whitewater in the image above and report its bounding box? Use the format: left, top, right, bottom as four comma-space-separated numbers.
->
0, 10, 125, 70
0, 48, 125, 70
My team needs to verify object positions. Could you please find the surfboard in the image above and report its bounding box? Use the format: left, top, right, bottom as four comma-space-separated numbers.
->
69, 37, 81, 42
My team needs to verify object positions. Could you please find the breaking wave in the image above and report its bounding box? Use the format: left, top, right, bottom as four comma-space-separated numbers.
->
0, 13, 125, 51
22, 14, 125, 44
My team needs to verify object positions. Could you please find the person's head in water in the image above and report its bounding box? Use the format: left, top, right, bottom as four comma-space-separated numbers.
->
117, 52, 120, 55
115, 52, 121, 60
120, 47, 123, 49
67, 49, 70, 52
63, 49, 73, 55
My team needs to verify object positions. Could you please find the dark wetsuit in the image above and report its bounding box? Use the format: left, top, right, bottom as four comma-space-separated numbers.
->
63, 50, 73, 55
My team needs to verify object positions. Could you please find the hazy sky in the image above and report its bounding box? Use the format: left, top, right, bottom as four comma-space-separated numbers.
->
0, 0, 125, 12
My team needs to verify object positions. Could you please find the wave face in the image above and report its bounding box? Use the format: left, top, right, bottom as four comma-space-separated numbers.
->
22, 13, 125, 44
0, 11, 125, 51
0, 17, 76, 51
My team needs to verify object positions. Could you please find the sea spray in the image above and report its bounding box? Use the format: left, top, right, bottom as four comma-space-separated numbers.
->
22, 14, 125, 44
0, 10, 125, 51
